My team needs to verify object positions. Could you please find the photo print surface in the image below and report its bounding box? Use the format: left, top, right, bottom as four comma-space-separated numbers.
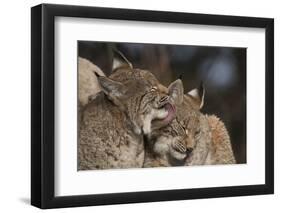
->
78, 41, 246, 171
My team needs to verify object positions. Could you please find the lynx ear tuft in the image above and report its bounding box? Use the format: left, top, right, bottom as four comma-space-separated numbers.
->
112, 49, 133, 70
178, 74, 183, 80
187, 82, 205, 109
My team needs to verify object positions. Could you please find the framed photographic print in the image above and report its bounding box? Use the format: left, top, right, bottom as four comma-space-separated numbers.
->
31, 3, 274, 209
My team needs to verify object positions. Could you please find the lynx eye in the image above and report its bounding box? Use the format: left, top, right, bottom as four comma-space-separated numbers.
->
150, 86, 157, 92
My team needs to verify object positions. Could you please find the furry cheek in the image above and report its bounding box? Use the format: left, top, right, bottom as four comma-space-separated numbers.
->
153, 138, 170, 155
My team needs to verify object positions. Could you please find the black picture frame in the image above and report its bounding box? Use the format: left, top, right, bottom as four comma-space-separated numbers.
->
31, 3, 274, 209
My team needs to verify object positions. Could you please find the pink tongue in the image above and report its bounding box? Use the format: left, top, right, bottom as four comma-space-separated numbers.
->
164, 103, 176, 123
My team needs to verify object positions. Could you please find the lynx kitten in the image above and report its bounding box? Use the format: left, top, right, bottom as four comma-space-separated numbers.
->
78, 52, 183, 170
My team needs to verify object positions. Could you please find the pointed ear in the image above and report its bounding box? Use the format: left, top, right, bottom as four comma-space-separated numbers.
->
112, 49, 133, 70
97, 76, 126, 99
168, 79, 184, 105
187, 82, 205, 109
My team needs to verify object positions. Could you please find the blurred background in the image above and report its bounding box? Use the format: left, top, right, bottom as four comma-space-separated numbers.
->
78, 41, 246, 164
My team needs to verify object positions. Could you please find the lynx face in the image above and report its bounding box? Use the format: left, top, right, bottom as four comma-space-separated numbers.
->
78, 51, 184, 170
151, 116, 200, 160
97, 51, 184, 136
144, 84, 205, 167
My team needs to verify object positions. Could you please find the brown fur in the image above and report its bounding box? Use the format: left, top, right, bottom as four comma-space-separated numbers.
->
78, 53, 236, 169
144, 95, 212, 167
144, 95, 236, 167
205, 115, 236, 164
79, 64, 183, 170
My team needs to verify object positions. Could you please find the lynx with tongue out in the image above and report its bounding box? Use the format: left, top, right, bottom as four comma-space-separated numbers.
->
163, 103, 176, 123
150, 79, 184, 132
78, 50, 185, 170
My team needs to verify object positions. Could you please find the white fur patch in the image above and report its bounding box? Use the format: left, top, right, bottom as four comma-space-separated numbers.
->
188, 88, 199, 98
188, 88, 205, 109
155, 108, 168, 119
142, 114, 153, 135
112, 58, 123, 70
78, 57, 105, 106
142, 109, 168, 135
112, 57, 133, 70
154, 140, 169, 155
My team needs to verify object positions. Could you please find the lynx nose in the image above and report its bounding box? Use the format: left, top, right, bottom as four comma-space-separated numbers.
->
186, 147, 194, 155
